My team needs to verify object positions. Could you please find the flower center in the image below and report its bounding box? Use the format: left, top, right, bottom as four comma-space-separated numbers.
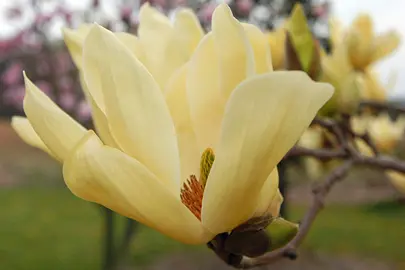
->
180, 175, 204, 220
180, 148, 215, 220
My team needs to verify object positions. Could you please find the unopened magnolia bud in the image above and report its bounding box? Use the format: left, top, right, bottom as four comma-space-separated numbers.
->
285, 4, 321, 80
266, 218, 299, 251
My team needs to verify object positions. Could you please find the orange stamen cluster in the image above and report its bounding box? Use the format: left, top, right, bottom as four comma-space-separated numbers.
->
180, 175, 204, 220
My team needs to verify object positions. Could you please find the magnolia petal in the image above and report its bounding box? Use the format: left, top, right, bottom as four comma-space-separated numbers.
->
165, 65, 200, 182
371, 31, 401, 63
267, 190, 283, 218
253, 168, 281, 217
212, 3, 255, 99
187, 33, 225, 151
83, 25, 180, 193
23, 73, 86, 162
63, 132, 213, 245
138, 3, 173, 85
173, 9, 205, 57
79, 74, 118, 148
10, 116, 55, 158
347, 14, 375, 70
329, 17, 343, 49
352, 13, 374, 45
242, 23, 273, 73
157, 9, 205, 88
360, 70, 387, 101
267, 27, 286, 70
202, 71, 333, 233
62, 24, 92, 69
115, 32, 147, 65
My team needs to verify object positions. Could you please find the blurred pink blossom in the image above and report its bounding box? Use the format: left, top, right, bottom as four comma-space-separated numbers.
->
236, 0, 254, 16
3, 85, 25, 108
54, 52, 74, 74
76, 100, 92, 122
58, 76, 74, 92
2, 62, 23, 86
59, 92, 76, 110
36, 57, 51, 76
198, 3, 217, 25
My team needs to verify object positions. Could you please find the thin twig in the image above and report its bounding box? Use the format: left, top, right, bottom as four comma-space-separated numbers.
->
359, 100, 405, 115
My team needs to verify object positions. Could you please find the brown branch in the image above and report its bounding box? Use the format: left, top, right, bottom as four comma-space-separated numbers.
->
286, 146, 346, 160
359, 100, 405, 115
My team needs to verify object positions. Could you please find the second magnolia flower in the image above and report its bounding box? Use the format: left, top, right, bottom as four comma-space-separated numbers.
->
12, 4, 334, 244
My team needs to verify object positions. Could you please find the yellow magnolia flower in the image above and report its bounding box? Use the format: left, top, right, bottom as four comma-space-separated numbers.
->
368, 114, 405, 153
346, 13, 400, 71
11, 4, 333, 244
320, 44, 362, 115
352, 114, 405, 195
267, 26, 286, 70
359, 68, 398, 102
352, 114, 405, 155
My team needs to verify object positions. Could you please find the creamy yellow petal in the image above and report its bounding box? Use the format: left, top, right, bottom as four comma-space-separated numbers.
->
63, 132, 213, 244
62, 24, 92, 69
371, 31, 401, 63
352, 13, 374, 45
253, 168, 281, 217
368, 113, 405, 153
165, 65, 200, 182
114, 32, 147, 65
187, 33, 225, 151
10, 116, 56, 158
329, 17, 343, 49
158, 9, 204, 89
360, 69, 387, 101
173, 9, 204, 57
23, 73, 86, 162
212, 3, 255, 98
267, 27, 286, 70
347, 14, 374, 70
78, 74, 118, 148
138, 3, 173, 85
267, 189, 283, 217
202, 71, 333, 233
83, 25, 180, 192
242, 23, 273, 73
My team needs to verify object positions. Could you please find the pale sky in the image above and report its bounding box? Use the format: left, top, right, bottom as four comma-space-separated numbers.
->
1, 0, 404, 98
